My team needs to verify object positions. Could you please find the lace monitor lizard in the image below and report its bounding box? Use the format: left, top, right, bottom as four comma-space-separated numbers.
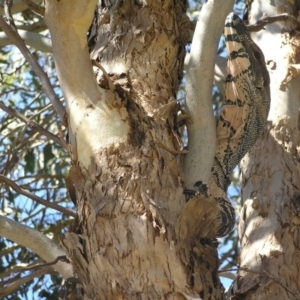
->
185, 13, 270, 237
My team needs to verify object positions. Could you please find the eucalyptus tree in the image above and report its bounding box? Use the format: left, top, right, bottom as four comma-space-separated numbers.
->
0, 0, 299, 299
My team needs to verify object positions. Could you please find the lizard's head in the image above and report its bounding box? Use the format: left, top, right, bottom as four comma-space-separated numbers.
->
224, 12, 270, 92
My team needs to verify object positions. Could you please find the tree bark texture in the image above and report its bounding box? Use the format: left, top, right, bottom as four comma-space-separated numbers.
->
232, 1, 300, 299
60, 1, 224, 299
235, 118, 300, 299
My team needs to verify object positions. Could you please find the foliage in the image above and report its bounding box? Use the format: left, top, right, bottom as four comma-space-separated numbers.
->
0, 8, 72, 299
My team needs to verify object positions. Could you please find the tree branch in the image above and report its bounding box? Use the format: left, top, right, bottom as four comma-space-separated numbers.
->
8, 255, 69, 274
17, 18, 47, 32
0, 102, 67, 149
0, 16, 66, 124
218, 271, 236, 280
0, 215, 73, 279
0, 175, 76, 217
0, 266, 52, 297
44, 0, 101, 105
21, 0, 44, 16
247, 13, 300, 32
185, 53, 227, 81
183, 0, 234, 189
0, 0, 42, 16
0, 29, 52, 52
44, 0, 130, 168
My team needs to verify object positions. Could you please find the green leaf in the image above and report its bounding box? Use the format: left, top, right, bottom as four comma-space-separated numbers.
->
43, 143, 54, 169
24, 149, 35, 173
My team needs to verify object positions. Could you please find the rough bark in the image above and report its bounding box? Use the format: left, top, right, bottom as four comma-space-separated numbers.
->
235, 119, 300, 300
45, 0, 226, 299
232, 1, 300, 299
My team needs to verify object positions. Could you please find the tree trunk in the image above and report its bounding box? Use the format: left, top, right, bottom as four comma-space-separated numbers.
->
44, 1, 225, 299
232, 1, 300, 299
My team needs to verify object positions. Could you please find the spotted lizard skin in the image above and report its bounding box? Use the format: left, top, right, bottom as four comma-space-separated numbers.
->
210, 13, 270, 236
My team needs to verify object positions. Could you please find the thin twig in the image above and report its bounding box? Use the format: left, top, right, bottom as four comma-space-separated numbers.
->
0, 266, 52, 297
247, 13, 300, 32
0, 175, 76, 217
0, 102, 68, 149
218, 271, 236, 280
0, 258, 45, 282
218, 267, 239, 273
91, 59, 115, 91
10, 255, 70, 274
0, 17, 66, 125
189, 13, 300, 34
220, 267, 300, 296
21, 0, 44, 16
4, 0, 13, 24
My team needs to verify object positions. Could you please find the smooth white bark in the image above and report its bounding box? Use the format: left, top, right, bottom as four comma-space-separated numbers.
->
44, 0, 130, 167
0, 215, 73, 279
183, 0, 234, 189
0, 30, 52, 52
250, 0, 300, 129
235, 1, 300, 297
0, 0, 42, 16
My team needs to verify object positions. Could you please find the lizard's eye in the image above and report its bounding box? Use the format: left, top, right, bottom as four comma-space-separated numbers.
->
253, 51, 261, 60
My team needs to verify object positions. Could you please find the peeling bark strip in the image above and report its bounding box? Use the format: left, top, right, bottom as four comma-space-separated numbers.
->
236, 118, 300, 299
45, 0, 269, 296
210, 13, 270, 236
51, 0, 221, 298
